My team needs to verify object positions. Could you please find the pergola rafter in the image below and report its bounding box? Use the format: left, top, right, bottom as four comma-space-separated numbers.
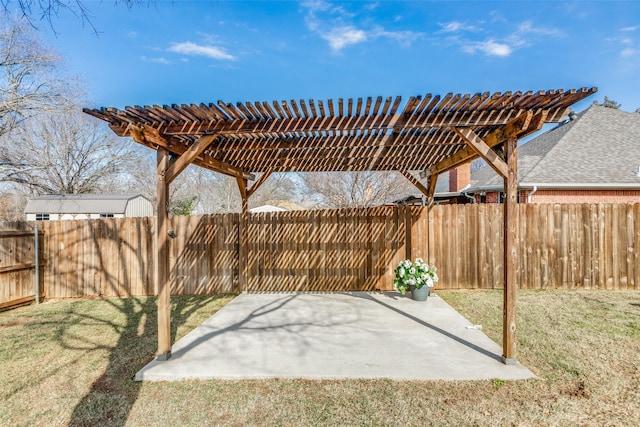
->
84, 87, 597, 364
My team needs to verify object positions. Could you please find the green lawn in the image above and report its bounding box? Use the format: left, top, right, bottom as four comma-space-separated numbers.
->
1, 290, 639, 426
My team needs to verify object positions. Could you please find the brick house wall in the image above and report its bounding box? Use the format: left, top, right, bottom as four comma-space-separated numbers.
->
449, 163, 471, 192
527, 189, 640, 204
476, 189, 640, 204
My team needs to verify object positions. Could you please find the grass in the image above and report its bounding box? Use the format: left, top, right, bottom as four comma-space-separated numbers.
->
1, 290, 639, 426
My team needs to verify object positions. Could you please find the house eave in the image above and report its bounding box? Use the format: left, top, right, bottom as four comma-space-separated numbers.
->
520, 182, 640, 190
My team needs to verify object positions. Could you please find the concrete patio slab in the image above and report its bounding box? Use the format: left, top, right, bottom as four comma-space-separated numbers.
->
135, 292, 535, 381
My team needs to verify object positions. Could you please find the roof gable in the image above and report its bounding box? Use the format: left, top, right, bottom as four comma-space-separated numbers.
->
524, 105, 640, 184
470, 105, 640, 189
24, 194, 147, 214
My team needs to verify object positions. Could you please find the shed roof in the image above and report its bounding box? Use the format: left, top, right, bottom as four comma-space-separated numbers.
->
25, 194, 148, 214
84, 88, 596, 178
470, 104, 640, 189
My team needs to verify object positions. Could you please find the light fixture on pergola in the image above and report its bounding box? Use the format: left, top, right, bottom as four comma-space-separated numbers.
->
85, 87, 597, 364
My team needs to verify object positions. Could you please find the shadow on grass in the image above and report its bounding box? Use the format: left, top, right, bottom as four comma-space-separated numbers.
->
65, 294, 226, 427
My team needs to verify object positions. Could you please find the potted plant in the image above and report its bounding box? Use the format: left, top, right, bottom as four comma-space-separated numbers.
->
393, 258, 438, 301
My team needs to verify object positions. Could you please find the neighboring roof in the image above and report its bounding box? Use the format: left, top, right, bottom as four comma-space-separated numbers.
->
84, 89, 595, 176
24, 194, 148, 214
469, 105, 640, 190
249, 205, 288, 213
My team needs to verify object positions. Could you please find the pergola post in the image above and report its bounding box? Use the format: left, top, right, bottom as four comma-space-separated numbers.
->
156, 148, 171, 360
236, 177, 248, 293
502, 136, 518, 364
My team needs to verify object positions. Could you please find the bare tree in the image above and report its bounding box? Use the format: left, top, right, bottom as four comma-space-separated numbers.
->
0, 18, 67, 138
248, 172, 299, 208
183, 170, 300, 214
1, 1, 148, 33
0, 107, 138, 194
300, 171, 413, 208
593, 96, 622, 109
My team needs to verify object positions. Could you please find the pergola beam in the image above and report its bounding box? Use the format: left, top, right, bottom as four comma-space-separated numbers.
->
128, 124, 254, 181
451, 128, 509, 178
103, 107, 562, 137
164, 134, 218, 185
247, 170, 273, 198
398, 169, 431, 199
420, 110, 545, 179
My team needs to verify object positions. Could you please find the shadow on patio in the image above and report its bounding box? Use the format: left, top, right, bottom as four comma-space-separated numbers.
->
136, 292, 534, 382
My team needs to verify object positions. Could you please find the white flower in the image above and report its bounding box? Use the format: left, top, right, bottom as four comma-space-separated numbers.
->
399, 267, 405, 277
409, 267, 416, 275
426, 278, 434, 287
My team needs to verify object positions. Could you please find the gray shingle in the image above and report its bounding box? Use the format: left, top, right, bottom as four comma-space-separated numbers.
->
470, 105, 640, 188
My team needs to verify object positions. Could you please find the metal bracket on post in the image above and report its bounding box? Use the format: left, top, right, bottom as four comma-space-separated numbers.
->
502, 356, 518, 365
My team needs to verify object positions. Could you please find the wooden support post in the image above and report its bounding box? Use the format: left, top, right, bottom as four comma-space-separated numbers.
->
398, 169, 430, 199
247, 170, 273, 198
156, 148, 171, 360
451, 127, 509, 178
236, 177, 249, 292
503, 136, 518, 364
426, 175, 437, 207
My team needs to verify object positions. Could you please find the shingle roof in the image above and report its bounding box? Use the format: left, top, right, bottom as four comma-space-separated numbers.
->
24, 194, 146, 214
469, 105, 640, 189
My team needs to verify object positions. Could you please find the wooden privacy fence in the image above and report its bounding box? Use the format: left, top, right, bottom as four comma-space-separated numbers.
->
6, 203, 639, 299
0, 228, 45, 309
429, 203, 640, 290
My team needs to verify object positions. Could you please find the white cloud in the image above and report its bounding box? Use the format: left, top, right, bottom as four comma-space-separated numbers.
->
444, 19, 560, 58
322, 26, 367, 51
301, 1, 422, 53
301, 0, 332, 13
606, 27, 639, 61
364, 2, 380, 11
168, 42, 236, 60
372, 27, 422, 47
141, 56, 170, 64
462, 40, 512, 57
438, 21, 477, 33
516, 21, 562, 37
621, 48, 638, 58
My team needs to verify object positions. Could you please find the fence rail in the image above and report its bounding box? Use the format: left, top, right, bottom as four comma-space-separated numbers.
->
2, 203, 637, 300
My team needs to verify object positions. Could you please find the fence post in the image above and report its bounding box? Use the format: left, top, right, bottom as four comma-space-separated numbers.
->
34, 225, 40, 304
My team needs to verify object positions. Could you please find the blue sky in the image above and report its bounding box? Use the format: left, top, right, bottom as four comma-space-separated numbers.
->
29, 1, 640, 113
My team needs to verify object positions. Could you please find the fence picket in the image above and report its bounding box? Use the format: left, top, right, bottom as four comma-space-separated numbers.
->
2, 203, 637, 302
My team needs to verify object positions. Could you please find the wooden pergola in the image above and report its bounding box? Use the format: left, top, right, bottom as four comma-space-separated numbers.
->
85, 87, 596, 364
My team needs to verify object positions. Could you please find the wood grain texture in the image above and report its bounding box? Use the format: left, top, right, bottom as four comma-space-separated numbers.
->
6, 202, 638, 300
85, 89, 596, 175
